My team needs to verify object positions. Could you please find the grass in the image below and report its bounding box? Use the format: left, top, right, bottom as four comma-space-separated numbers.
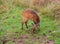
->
0, 6, 60, 44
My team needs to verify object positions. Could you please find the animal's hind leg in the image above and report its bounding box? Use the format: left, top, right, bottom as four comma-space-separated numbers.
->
25, 21, 28, 29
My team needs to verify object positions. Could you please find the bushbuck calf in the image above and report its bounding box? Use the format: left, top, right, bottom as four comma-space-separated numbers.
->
22, 8, 40, 32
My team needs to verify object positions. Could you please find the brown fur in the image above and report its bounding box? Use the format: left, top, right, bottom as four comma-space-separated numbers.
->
22, 8, 40, 32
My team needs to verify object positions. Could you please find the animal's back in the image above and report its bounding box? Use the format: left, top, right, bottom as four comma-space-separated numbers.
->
22, 8, 40, 23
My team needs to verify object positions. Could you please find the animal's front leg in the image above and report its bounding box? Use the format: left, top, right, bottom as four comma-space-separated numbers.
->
37, 23, 40, 30
22, 21, 24, 29
33, 24, 36, 33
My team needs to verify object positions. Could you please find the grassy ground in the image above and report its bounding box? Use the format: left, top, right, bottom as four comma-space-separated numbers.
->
0, 6, 60, 44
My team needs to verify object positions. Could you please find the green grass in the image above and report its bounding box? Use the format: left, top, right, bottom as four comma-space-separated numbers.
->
0, 6, 60, 44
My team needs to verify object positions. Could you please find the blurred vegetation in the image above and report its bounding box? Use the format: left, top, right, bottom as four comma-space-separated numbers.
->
0, 0, 60, 44
0, 0, 60, 19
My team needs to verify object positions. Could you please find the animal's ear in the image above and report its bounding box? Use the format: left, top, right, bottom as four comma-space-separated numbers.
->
36, 23, 40, 26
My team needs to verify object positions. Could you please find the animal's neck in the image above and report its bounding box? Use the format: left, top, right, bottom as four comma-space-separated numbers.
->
37, 17, 40, 23
34, 19, 40, 26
